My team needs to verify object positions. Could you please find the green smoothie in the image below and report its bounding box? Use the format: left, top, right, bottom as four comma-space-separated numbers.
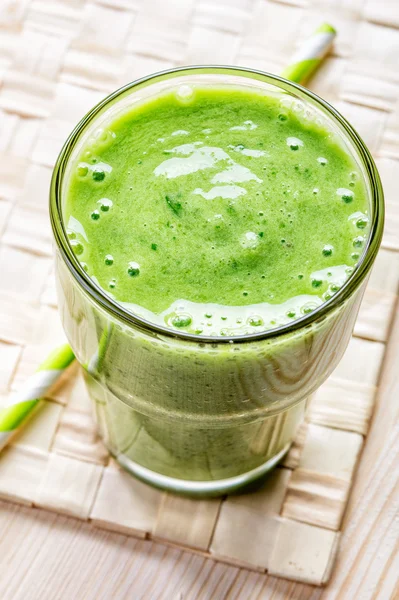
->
56, 80, 374, 494
64, 87, 369, 336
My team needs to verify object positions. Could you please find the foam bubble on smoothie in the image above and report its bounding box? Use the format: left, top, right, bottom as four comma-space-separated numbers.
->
353, 235, 365, 248
337, 188, 354, 204
240, 231, 259, 249
77, 164, 88, 177
87, 128, 116, 152
356, 216, 369, 229
70, 239, 84, 255
170, 313, 193, 328
349, 211, 369, 229
78, 161, 112, 182
92, 168, 106, 181
127, 262, 140, 277
97, 198, 113, 211
301, 302, 319, 314
247, 316, 263, 327
176, 85, 194, 104
287, 137, 304, 151
322, 244, 334, 256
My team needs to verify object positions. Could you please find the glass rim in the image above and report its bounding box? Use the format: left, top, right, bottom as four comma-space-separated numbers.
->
50, 65, 384, 345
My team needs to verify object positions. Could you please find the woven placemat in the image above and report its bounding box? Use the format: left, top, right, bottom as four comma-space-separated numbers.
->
0, 0, 398, 588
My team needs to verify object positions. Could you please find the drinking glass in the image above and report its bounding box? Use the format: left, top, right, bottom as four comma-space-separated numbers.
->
50, 67, 384, 496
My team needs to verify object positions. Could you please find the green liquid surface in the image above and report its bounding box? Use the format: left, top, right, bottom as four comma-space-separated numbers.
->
65, 86, 369, 336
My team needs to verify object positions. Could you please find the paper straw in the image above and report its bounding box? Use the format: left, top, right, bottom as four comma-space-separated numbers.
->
281, 23, 336, 85
86, 324, 113, 373
0, 344, 75, 450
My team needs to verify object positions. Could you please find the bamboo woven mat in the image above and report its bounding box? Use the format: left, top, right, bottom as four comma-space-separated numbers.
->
0, 0, 398, 588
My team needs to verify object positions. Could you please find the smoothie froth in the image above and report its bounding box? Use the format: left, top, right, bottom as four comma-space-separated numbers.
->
64, 86, 369, 336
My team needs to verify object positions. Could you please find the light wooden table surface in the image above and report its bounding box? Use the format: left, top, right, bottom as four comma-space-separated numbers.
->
0, 0, 399, 598
1, 307, 397, 600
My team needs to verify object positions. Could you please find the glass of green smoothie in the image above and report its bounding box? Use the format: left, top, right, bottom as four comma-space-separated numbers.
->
50, 67, 383, 496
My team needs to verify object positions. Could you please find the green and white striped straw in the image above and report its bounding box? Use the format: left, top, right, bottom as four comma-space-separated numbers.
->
281, 23, 336, 85
0, 344, 75, 450
0, 25, 335, 452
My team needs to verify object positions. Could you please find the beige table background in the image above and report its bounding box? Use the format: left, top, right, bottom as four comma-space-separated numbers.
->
0, 0, 398, 598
